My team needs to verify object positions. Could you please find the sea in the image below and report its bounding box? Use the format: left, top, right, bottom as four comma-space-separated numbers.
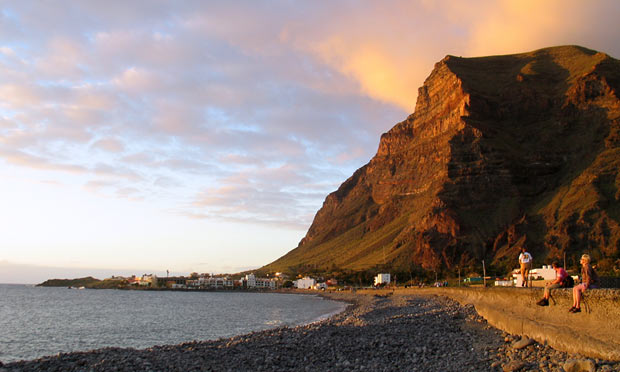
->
0, 284, 347, 363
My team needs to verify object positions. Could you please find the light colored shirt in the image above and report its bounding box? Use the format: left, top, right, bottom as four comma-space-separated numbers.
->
519, 252, 532, 264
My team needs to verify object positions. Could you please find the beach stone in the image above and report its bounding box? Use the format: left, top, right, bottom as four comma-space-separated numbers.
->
563, 359, 596, 372
503, 360, 526, 371
3, 293, 620, 372
512, 337, 535, 350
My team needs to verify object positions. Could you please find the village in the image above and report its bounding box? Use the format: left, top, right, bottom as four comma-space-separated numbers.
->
109, 264, 567, 292
115, 272, 351, 291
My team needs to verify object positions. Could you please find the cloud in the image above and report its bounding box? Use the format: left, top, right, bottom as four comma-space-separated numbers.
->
0, 84, 41, 107
0, 1, 618, 232
34, 37, 86, 79
459, 0, 620, 57
116, 186, 141, 200
92, 138, 125, 153
0, 116, 15, 129
113, 67, 161, 93
153, 176, 179, 188
281, 0, 620, 112
189, 163, 341, 229
83, 179, 117, 193
0, 148, 87, 174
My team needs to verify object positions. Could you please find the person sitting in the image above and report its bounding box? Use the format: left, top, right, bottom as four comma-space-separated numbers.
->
570, 254, 599, 313
536, 261, 568, 306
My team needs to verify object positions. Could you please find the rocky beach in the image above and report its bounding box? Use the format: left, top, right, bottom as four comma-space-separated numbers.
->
3, 292, 619, 372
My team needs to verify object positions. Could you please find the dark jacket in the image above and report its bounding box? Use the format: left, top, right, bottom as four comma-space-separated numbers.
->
581, 264, 599, 287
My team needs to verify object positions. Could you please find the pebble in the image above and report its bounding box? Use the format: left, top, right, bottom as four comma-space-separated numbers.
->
2, 293, 620, 372
503, 360, 526, 371
512, 336, 535, 350
564, 359, 596, 372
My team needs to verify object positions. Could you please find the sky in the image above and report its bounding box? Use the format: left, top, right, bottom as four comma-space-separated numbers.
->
1, 1, 619, 284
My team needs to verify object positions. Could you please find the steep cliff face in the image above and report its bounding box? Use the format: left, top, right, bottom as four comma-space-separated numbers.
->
265, 46, 620, 274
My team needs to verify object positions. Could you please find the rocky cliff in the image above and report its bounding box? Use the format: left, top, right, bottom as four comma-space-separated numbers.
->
264, 45, 620, 275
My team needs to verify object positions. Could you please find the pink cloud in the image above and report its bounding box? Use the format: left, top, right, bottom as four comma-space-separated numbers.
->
83, 179, 117, 193
0, 148, 86, 174
113, 67, 161, 93
91, 138, 125, 153
34, 37, 86, 79
0, 84, 41, 108
1, 1, 618, 230
0, 116, 15, 129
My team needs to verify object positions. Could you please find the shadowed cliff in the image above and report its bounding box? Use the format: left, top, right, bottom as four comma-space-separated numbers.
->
263, 45, 620, 275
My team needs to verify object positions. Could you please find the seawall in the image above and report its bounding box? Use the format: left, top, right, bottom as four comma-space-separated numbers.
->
361, 287, 620, 361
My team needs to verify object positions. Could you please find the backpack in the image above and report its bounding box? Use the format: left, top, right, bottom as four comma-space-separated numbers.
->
562, 275, 574, 288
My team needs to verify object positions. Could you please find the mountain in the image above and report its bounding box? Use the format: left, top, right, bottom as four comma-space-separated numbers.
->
263, 46, 620, 276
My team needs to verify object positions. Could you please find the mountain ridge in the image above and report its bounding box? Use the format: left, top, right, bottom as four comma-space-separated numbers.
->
263, 45, 620, 277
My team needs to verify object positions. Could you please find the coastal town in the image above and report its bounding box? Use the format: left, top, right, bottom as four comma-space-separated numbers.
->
98, 273, 342, 291
47, 262, 600, 291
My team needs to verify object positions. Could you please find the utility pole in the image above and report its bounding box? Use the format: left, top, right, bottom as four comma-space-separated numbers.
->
482, 260, 486, 287
563, 252, 566, 270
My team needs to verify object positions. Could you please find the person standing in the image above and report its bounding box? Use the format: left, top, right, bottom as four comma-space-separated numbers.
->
570, 254, 599, 313
536, 261, 568, 306
518, 247, 533, 287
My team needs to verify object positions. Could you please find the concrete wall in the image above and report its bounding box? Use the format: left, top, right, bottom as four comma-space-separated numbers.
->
418, 287, 620, 361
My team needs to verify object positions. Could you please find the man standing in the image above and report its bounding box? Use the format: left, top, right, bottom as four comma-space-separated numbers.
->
518, 247, 533, 287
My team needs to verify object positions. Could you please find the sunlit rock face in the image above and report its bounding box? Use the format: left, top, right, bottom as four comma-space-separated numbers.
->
265, 45, 620, 274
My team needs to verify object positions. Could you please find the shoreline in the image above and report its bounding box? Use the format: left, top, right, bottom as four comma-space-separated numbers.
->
3, 292, 619, 371
0, 289, 345, 365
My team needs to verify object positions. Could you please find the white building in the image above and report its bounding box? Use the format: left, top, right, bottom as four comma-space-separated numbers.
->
295, 277, 316, 289
245, 274, 257, 288
140, 274, 158, 287
255, 278, 276, 289
242, 274, 276, 289
531, 265, 556, 280
374, 273, 391, 286
199, 277, 234, 289
513, 265, 556, 286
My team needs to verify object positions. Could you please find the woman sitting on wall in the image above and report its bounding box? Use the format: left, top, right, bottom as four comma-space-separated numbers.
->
570, 254, 599, 313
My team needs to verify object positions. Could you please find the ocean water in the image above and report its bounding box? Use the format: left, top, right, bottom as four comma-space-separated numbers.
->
0, 284, 346, 363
